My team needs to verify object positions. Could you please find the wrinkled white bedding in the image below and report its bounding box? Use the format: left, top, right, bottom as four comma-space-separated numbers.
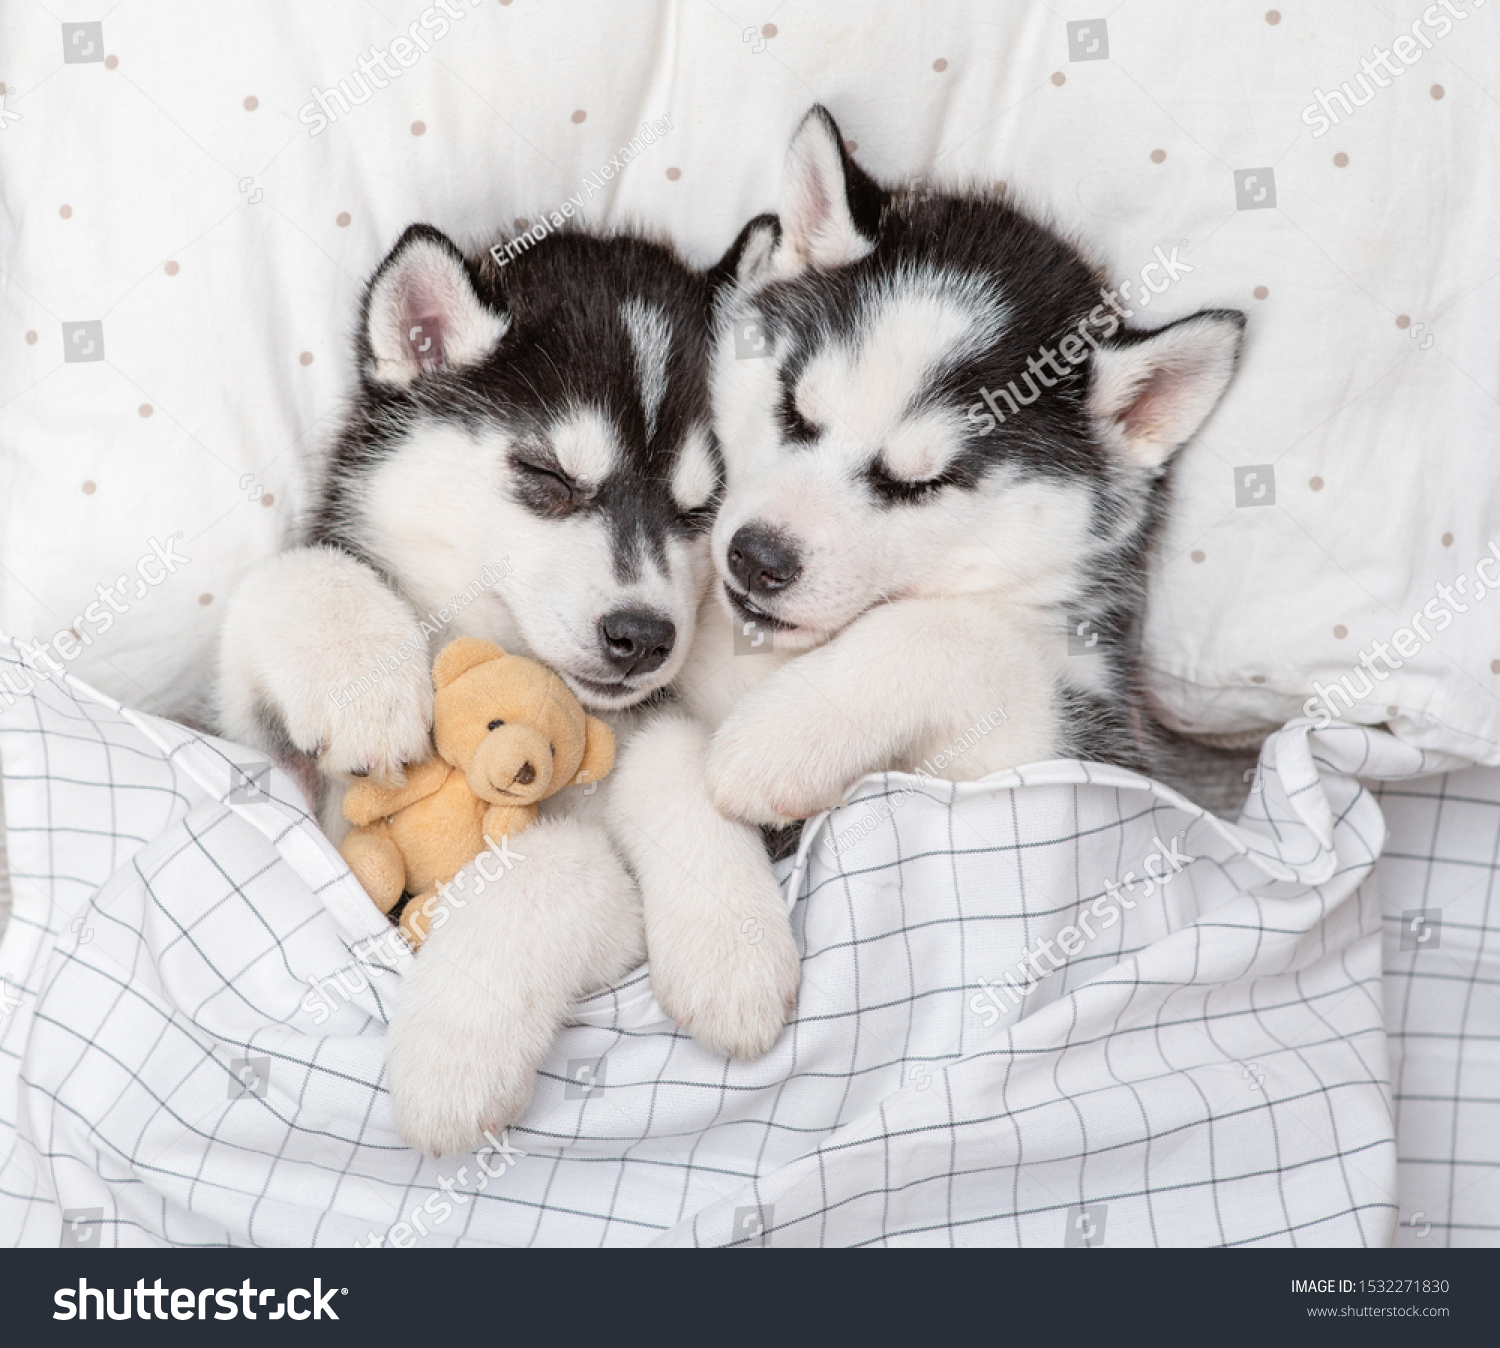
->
0, 639, 1474, 1246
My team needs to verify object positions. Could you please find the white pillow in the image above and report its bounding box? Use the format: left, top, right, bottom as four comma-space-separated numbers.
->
2, 1, 1496, 759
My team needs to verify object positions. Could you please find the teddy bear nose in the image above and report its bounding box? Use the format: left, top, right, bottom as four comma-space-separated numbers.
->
513, 762, 537, 787
599, 608, 676, 678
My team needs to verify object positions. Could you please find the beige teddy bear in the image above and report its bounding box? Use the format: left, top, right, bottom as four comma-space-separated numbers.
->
339, 637, 614, 947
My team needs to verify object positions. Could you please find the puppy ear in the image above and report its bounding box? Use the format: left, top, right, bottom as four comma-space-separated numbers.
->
773, 105, 885, 275
1089, 310, 1246, 471
710, 213, 781, 294
572, 715, 616, 786
432, 637, 505, 689
363, 224, 509, 386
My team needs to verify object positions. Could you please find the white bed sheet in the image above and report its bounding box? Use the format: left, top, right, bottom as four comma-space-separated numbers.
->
2, 638, 1495, 1246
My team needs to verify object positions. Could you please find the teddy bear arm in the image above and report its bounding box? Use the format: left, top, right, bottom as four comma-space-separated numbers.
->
482, 802, 536, 840
341, 758, 451, 827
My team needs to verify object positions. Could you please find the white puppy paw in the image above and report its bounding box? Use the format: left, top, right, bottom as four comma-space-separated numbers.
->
383, 819, 644, 1156
219, 547, 434, 787
706, 689, 870, 826
647, 870, 800, 1060
384, 933, 558, 1157
295, 642, 434, 787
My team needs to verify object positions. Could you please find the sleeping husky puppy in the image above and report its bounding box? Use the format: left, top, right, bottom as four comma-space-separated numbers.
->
610, 106, 1246, 1061
218, 222, 721, 1153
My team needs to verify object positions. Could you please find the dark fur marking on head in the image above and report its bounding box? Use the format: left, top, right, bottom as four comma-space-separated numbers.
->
309, 226, 718, 590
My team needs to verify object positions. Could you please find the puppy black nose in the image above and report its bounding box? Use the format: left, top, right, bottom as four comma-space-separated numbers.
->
728, 524, 801, 595
513, 762, 536, 786
599, 609, 676, 677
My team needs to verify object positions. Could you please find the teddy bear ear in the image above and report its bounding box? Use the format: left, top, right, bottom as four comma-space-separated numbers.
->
572, 715, 616, 786
431, 636, 506, 688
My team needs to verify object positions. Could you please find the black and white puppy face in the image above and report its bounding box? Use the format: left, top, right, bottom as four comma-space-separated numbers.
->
710, 106, 1245, 650
323, 225, 719, 711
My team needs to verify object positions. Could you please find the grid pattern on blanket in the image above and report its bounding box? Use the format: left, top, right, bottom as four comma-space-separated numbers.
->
0, 638, 1493, 1247
1374, 771, 1500, 1248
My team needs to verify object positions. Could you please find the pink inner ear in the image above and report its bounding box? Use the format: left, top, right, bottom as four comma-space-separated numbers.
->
405, 311, 446, 368
1120, 366, 1180, 438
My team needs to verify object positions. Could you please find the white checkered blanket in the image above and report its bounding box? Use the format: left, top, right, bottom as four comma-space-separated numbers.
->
1, 637, 1494, 1246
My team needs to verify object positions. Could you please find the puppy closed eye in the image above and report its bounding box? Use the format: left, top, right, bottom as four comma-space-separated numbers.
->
778, 383, 820, 444
511, 454, 582, 515
677, 494, 720, 534
487, 718, 505, 731
864, 457, 959, 504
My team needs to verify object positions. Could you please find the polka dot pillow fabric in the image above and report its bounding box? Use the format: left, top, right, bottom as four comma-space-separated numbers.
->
0, 4, 1496, 739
